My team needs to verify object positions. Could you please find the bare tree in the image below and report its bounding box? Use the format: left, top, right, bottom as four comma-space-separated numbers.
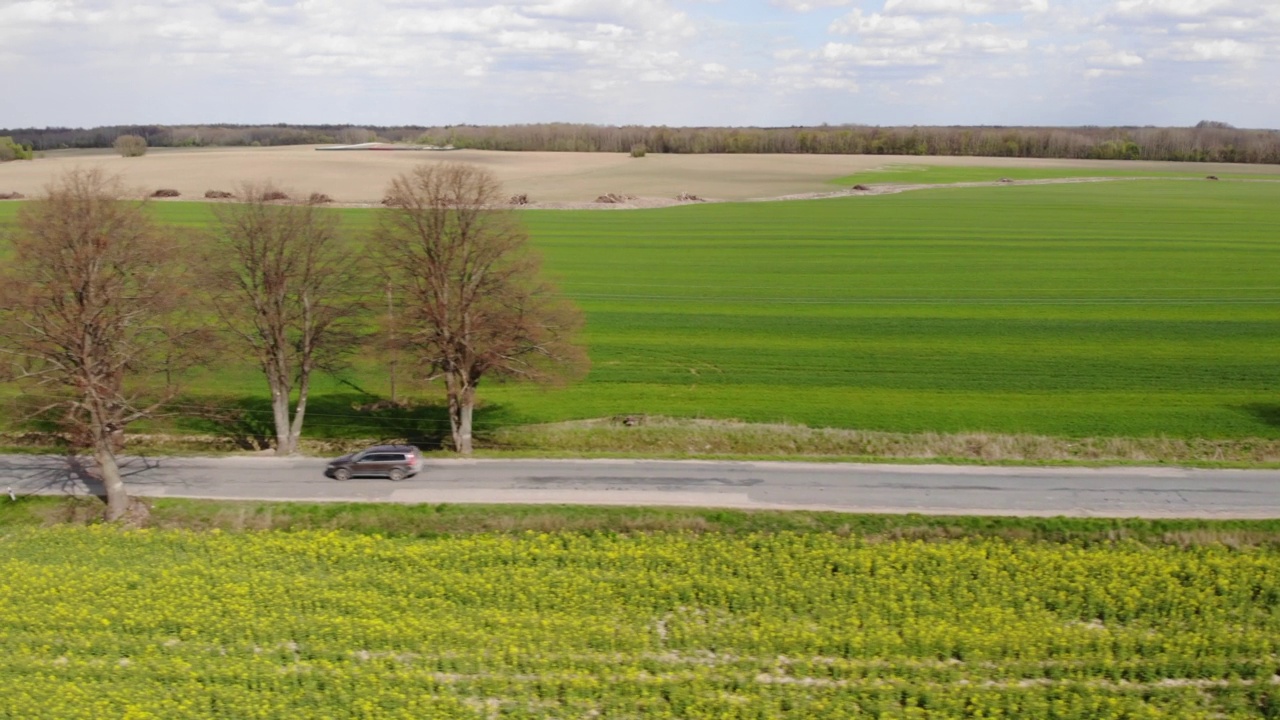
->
0, 170, 199, 521
206, 184, 362, 455
338, 127, 377, 145
113, 134, 147, 157
375, 163, 588, 454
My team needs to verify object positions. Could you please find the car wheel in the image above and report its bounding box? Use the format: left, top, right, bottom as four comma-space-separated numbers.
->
333, 467, 352, 482
388, 467, 406, 482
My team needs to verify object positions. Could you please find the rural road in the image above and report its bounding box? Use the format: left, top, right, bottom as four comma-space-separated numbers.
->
2, 455, 1278, 518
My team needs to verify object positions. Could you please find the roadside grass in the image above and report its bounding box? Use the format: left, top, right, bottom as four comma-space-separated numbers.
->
5, 419, 1280, 467
484, 416, 1280, 466
829, 164, 1280, 185
4, 495, 1279, 546
2, 180, 1280, 457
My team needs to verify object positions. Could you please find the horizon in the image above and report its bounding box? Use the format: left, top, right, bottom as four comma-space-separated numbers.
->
4, 121, 1277, 133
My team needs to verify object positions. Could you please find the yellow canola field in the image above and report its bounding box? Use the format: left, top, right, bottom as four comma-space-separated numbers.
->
2, 526, 1278, 719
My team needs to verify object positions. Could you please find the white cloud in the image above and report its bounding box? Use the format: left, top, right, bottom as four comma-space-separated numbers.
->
822, 42, 938, 66
830, 10, 960, 38
884, 0, 1048, 16
770, 0, 855, 11
1110, 0, 1238, 20
0, 0, 108, 25
1089, 50, 1145, 67
0, 0, 1277, 128
1159, 38, 1262, 62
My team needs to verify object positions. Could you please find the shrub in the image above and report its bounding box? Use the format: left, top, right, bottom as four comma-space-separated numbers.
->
150, 189, 180, 198
205, 190, 235, 199
630, 143, 647, 158
113, 135, 147, 158
262, 190, 289, 202
308, 192, 333, 204
0, 136, 33, 162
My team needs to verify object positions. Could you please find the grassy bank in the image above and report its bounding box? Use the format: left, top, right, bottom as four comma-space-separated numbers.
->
6, 417, 1280, 467
4, 495, 1280, 543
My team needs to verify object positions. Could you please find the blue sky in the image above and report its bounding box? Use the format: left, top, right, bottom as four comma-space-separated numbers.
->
2, 0, 1276, 128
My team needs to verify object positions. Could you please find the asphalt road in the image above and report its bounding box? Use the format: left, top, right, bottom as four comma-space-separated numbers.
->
2, 454, 1278, 518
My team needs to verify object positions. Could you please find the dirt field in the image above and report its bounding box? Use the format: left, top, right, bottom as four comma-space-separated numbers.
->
3, 145, 1280, 205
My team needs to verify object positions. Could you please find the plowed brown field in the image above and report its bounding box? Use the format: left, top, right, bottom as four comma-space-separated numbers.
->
5, 145, 1279, 206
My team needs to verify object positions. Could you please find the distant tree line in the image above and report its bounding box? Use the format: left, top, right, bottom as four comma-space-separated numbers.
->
0, 124, 424, 151
3, 121, 1278, 164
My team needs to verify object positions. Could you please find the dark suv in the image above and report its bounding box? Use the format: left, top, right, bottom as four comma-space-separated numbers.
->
325, 445, 423, 482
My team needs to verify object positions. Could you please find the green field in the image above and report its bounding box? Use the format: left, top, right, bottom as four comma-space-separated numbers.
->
3, 178, 1279, 444
831, 165, 1280, 185
3, 517, 1279, 719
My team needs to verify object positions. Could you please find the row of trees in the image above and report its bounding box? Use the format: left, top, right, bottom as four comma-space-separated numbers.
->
425, 122, 1280, 164
0, 166, 587, 520
4, 122, 1279, 164
0, 124, 419, 151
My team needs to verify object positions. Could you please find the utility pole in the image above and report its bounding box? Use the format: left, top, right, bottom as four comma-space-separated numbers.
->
387, 280, 397, 403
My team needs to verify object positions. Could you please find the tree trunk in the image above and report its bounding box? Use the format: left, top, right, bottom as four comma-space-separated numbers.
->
271, 384, 294, 456
95, 441, 130, 522
458, 391, 474, 455
288, 371, 311, 457
447, 375, 475, 455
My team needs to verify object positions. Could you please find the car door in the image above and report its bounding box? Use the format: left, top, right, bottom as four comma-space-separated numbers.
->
357, 453, 397, 477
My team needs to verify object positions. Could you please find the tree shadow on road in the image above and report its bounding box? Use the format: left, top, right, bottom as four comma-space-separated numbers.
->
1, 452, 170, 500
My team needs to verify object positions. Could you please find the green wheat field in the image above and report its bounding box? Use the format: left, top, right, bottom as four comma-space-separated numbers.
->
2, 175, 1278, 442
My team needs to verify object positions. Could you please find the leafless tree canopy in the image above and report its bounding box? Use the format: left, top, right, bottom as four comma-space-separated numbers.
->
0, 169, 199, 520
376, 163, 588, 453
206, 184, 362, 455
113, 134, 147, 158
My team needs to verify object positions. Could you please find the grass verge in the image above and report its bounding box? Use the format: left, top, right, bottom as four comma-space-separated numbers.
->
4, 495, 1280, 546
8, 414, 1280, 467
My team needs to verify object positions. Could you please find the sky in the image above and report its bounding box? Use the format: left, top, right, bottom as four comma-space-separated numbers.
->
1, 0, 1276, 129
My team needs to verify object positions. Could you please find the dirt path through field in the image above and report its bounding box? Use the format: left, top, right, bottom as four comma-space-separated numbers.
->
3, 146, 1278, 206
